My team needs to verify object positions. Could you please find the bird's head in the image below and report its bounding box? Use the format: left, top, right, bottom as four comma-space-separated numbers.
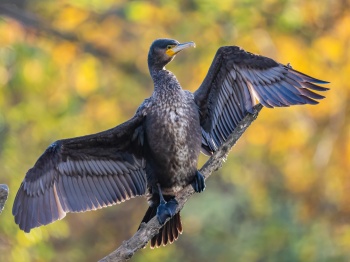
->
148, 38, 195, 72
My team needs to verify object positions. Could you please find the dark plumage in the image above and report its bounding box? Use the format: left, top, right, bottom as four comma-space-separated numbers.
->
13, 38, 329, 248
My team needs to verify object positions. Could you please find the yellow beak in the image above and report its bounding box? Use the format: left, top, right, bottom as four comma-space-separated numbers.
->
166, 41, 196, 57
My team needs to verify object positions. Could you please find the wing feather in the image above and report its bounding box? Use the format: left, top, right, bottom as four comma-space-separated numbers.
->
195, 46, 329, 154
13, 114, 147, 232
114, 175, 128, 201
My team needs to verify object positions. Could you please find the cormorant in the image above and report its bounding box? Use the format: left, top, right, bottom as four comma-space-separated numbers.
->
13, 38, 329, 248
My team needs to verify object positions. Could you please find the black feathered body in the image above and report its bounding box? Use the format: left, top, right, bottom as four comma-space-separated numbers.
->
144, 70, 202, 197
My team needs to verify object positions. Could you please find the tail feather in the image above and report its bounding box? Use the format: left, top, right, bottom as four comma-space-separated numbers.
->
140, 206, 183, 248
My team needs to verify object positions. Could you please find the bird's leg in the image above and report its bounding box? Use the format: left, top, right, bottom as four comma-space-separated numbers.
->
156, 183, 178, 225
192, 170, 206, 193
157, 183, 166, 205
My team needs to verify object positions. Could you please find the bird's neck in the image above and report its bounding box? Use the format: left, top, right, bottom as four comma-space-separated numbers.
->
149, 67, 165, 79
150, 69, 182, 93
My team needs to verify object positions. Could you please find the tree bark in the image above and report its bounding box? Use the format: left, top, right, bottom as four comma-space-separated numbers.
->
99, 104, 263, 262
0, 184, 9, 215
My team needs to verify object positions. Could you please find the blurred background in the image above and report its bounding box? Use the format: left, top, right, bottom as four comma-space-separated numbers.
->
0, 0, 349, 261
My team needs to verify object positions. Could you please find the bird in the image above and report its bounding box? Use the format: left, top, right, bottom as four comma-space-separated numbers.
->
13, 38, 329, 248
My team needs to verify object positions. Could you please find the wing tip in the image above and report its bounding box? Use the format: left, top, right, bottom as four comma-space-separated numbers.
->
288, 67, 330, 85
13, 184, 68, 233
310, 79, 330, 85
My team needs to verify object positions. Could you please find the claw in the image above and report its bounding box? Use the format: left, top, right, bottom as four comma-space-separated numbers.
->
192, 170, 206, 193
156, 183, 178, 224
156, 199, 178, 224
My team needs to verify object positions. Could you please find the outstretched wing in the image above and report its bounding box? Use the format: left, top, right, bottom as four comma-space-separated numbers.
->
194, 46, 329, 154
13, 113, 147, 232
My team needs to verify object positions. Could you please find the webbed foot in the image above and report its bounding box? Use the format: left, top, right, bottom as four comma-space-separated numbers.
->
156, 198, 178, 224
192, 170, 206, 193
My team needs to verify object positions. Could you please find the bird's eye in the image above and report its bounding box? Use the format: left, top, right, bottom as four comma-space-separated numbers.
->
167, 45, 173, 49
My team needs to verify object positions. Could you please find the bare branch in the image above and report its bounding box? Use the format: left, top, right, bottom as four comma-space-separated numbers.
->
99, 104, 263, 262
0, 184, 9, 215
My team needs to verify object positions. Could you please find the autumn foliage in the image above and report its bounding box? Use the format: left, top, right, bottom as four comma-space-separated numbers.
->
0, 1, 349, 261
